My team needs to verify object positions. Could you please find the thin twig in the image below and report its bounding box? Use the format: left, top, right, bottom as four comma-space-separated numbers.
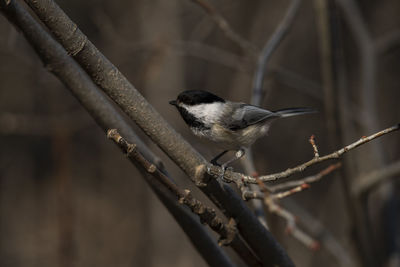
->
268, 163, 341, 192
208, 123, 399, 183
240, 163, 338, 250
190, 0, 258, 55
309, 134, 320, 158
107, 129, 238, 246
257, 176, 320, 250
242, 163, 341, 199
251, 0, 301, 105
242, 124, 399, 183
240, 150, 269, 229
272, 184, 310, 199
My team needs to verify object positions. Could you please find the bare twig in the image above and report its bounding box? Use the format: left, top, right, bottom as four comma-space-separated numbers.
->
211, 123, 399, 184
257, 177, 320, 250
240, 163, 341, 250
273, 184, 310, 199
268, 163, 341, 192
107, 129, 237, 246
208, 124, 399, 184
242, 163, 341, 199
251, 0, 301, 105
309, 134, 320, 158
190, 0, 258, 55
276, 206, 319, 250
240, 150, 269, 229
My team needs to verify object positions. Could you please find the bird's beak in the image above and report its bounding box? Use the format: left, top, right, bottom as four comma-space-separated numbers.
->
169, 100, 177, 106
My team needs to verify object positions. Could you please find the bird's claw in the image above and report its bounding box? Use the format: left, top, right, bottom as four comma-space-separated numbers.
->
219, 166, 233, 183
210, 159, 221, 167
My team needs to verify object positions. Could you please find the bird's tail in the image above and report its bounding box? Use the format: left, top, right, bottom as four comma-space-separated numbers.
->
274, 107, 317, 118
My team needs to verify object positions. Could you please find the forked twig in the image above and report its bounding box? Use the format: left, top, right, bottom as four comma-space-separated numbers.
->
242, 123, 399, 183
269, 163, 341, 192
207, 123, 399, 183
255, 176, 320, 250
242, 163, 341, 199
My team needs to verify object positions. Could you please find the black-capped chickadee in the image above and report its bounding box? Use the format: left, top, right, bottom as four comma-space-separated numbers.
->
169, 90, 315, 170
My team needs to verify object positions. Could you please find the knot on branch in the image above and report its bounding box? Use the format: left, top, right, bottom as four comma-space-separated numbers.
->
65, 24, 88, 56
218, 218, 237, 246
193, 164, 208, 187
181, 189, 237, 246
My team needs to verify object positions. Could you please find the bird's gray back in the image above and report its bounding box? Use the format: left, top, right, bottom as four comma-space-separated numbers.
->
222, 102, 279, 130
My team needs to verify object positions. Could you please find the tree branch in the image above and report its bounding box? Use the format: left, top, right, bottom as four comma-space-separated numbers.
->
208, 123, 400, 183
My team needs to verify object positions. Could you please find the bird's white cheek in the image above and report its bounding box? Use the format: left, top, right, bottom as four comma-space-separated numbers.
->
182, 103, 225, 124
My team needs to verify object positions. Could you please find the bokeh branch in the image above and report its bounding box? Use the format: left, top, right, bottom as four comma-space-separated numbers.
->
190, 0, 258, 55
251, 0, 301, 105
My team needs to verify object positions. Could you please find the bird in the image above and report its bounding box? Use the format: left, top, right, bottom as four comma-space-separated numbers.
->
169, 90, 315, 173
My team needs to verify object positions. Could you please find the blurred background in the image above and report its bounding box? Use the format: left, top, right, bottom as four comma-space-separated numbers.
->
0, 0, 399, 266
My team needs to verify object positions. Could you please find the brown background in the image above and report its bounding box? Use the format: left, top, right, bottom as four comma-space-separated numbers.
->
0, 0, 399, 266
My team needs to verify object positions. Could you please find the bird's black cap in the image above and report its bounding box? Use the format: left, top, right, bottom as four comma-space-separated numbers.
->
170, 90, 225, 106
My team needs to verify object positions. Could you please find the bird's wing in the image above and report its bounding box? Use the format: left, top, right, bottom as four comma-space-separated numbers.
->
224, 104, 279, 130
